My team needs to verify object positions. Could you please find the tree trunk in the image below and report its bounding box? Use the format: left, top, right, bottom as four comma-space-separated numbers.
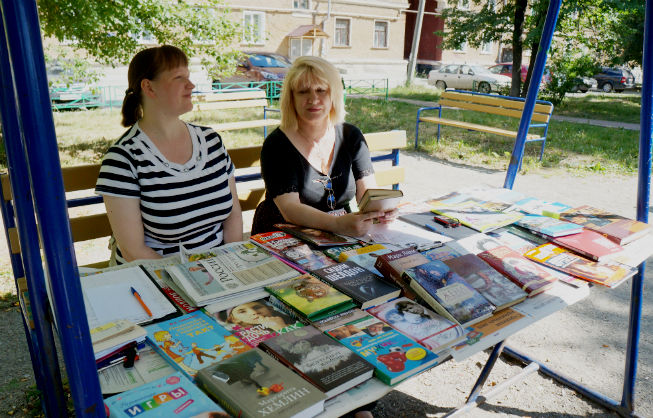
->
510, 0, 528, 97
522, 11, 546, 97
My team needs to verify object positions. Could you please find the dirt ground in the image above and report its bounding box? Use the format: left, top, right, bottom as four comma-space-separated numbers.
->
0, 151, 651, 417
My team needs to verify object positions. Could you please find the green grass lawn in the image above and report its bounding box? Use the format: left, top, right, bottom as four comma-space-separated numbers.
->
554, 94, 641, 124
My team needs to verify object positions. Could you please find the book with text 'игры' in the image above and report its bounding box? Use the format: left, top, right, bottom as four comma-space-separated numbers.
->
196, 348, 327, 418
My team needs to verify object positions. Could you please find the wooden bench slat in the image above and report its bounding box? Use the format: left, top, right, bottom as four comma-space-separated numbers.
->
62, 164, 102, 192
212, 118, 280, 132
193, 90, 266, 102
8, 226, 20, 254
419, 116, 540, 139
229, 146, 264, 168
365, 130, 407, 151
238, 188, 266, 212
375, 166, 405, 188
193, 99, 269, 112
443, 91, 553, 114
70, 213, 113, 243
440, 99, 551, 123
0, 174, 11, 201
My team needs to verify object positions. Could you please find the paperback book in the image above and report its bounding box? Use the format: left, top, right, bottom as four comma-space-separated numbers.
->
265, 274, 356, 321
337, 243, 396, 276
196, 348, 327, 418
402, 260, 495, 327
523, 243, 637, 288
323, 312, 440, 385
510, 196, 572, 217
421, 244, 464, 262
249, 231, 337, 272
274, 223, 359, 247
323, 244, 364, 261
477, 245, 558, 297
312, 261, 401, 309
358, 188, 404, 213
258, 325, 374, 398
144, 311, 251, 380
144, 266, 199, 313
166, 241, 301, 306
104, 372, 225, 417
427, 196, 524, 233
559, 205, 653, 245
443, 254, 528, 311
548, 228, 624, 261
367, 297, 465, 352
515, 214, 583, 237
205, 297, 305, 348
373, 247, 429, 299
487, 226, 546, 254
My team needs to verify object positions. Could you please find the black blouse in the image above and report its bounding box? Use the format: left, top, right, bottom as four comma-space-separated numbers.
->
251, 123, 374, 234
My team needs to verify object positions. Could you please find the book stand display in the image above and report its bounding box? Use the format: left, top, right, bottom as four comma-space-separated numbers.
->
0, 0, 651, 416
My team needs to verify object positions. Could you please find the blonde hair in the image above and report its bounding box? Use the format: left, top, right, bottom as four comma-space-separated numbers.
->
280, 56, 345, 131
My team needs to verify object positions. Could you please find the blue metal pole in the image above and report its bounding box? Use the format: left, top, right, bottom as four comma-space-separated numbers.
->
503, 0, 562, 190
1, 0, 105, 416
0, 9, 67, 414
622, 0, 653, 411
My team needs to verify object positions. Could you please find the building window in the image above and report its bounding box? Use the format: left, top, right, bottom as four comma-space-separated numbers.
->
481, 41, 492, 54
293, 0, 309, 9
335, 18, 351, 47
243, 11, 265, 45
290, 38, 314, 60
373, 21, 388, 48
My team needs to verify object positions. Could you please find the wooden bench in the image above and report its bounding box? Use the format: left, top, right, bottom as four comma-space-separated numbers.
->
0, 130, 406, 269
415, 90, 554, 160
190, 89, 280, 136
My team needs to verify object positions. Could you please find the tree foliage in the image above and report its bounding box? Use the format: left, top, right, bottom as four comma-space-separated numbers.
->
38, 0, 241, 79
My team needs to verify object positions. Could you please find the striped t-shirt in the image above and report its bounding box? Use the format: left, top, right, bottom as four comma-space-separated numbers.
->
95, 122, 234, 263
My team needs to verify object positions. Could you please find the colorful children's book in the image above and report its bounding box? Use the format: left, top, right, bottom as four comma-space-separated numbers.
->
420, 244, 464, 262
265, 274, 356, 321
559, 205, 653, 245
166, 241, 301, 306
337, 243, 397, 276
510, 196, 572, 217
205, 297, 305, 348
104, 372, 225, 417
443, 254, 527, 311
323, 244, 364, 261
323, 312, 440, 385
144, 311, 251, 380
477, 245, 558, 297
312, 261, 401, 309
548, 228, 624, 261
258, 325, 374, 399
523, 243, 637, 288
249, 231, 337, 272
196, 348, 327, 418
367, 297, 465, 352
402, 260, 495, 327
274, 223, 359, 247
515, 214, 583, 237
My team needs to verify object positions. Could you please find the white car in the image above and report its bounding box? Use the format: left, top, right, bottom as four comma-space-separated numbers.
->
428, 64, 511, 93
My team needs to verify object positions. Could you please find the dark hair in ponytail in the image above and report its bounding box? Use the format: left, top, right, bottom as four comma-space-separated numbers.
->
121, 45, 189, 127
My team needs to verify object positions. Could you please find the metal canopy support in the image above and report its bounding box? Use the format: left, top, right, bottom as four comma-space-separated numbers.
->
0, 0, 105, 416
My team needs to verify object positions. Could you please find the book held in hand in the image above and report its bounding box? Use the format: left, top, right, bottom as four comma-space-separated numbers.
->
196, 348, 327, 418
443, 254, 527, 311
205, 297, 305, 348
145, 311, 251, 380
103, 372, 226, 417
265, 274, 356, 321
523, 243, 637, 288
258, 325, 374, 398
559, 205, 653, 245
358, 188, 404, 213
367, 297, 465, 352
312, 261, 401, 309
477, 245, 558, 297
402, 260, 495, 327
323, 312, 440, 385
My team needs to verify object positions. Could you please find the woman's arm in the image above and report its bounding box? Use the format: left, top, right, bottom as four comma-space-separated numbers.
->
355, 174, 377, 203
103, 195, 162, 262
222, 175, 243, 243
273, 192, 382, 237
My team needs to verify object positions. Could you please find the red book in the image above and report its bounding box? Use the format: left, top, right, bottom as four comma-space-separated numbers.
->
549, 229, 623, 261
477, 245, 557, 297
374, 248, 429, 299
559, 205, 652, 245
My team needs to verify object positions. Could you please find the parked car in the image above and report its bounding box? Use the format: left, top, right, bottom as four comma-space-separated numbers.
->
214, 52, 291, 85
593, 67, 635, 93
428, 64, 511, 93
488, 62, 552, 85
570, 76, 598, 93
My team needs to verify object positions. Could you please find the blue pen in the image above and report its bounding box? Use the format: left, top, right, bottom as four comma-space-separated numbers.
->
423, 223, 439, 233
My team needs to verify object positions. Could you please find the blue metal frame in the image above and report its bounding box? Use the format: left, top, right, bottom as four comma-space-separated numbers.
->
415, 90, 553, 162
0, 0, 649, 415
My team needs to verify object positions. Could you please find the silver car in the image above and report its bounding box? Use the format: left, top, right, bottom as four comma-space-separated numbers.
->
428, 64, 511, 93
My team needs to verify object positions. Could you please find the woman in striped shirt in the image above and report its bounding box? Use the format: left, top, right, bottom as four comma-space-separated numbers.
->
95, 45, 242, 264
